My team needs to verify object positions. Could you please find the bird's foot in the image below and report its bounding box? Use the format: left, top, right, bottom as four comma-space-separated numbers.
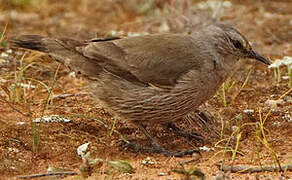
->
123, 140, 200, 157
166, 122, 205, 144
123, 124, 200, 157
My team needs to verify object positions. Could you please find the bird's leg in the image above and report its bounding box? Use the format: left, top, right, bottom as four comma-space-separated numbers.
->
123, 124, 165, 154
124, 124, 200, 157
165, 122, 205, 144
138, 124, 165, 151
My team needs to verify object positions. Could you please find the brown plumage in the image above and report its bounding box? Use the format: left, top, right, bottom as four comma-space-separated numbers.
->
9, 23, 270, 156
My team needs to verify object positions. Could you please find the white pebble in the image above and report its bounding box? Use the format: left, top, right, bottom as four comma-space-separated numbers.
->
243, 109, 254, 114
6, 49, 13, 54
199, 146, 215, 152
282, 76, 289, 80
158, 172, 167, 176
231, 125, 239, 132
77, 142, 90, 156
0, 52, 8, 57
16, 122, 26, 125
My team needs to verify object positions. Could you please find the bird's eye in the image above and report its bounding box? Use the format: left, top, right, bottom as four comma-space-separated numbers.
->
233, 40, 243, 49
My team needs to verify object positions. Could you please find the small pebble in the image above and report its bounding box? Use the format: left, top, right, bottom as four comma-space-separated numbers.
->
270, 94, 277, 98
199, 146, 215, 152
33, 115, 71, 123
282, 76, 289, 80
77, 142, 90, 156
273, 121, 281, 127
243, 109, 254, 114
0, 52, 8, 57
141, 156, 156, 165
265, 99, 283, 108
6, 49, 12, 54
231, 125, 239, 132
158, 172, 167, 176
16, 122, 26, 125
8, 147, 19, 153
69, 71, 76, 78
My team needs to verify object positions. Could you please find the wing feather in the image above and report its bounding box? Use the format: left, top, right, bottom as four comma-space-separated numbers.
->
79, 34, 202, 87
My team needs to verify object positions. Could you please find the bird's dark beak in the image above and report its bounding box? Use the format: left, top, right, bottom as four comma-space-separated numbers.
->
248, 50, 271, 65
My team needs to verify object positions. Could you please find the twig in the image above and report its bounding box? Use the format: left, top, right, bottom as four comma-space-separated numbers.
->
0, 22, 8, 43
217, 164, 292, 173
17, 171, 77, 179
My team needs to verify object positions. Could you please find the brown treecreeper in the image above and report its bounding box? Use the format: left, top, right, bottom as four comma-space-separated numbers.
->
9, 23, 270, 157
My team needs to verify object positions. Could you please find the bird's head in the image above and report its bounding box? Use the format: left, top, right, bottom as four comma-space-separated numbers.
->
210, 23, 270, 65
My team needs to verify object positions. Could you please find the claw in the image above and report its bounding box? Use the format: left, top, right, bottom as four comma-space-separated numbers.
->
166, 122, 205, 144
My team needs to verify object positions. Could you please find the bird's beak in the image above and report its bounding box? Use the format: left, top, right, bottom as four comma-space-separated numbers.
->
248, 50, 271, 65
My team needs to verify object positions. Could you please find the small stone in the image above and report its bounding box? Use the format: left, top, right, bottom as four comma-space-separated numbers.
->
243, 109, 254, 114
0, 52, 8, 57
282, 76, 289, 80
265, 99, 283, 108
270, 94, 277, 98
6, 49, 13, 54
273, 121, 281, 127
33, 115, 71, 123
69, 71, 76, 78
231, 125, 239, 132
199, 146, 215, 152
8, 147, 19, 153
141, 156, 156, 165
77, 142, 90, 157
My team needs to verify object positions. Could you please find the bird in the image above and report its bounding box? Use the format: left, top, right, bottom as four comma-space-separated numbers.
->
9, 23, 270, 157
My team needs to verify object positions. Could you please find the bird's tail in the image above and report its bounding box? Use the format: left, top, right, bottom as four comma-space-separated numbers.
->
9, 35, 103, 78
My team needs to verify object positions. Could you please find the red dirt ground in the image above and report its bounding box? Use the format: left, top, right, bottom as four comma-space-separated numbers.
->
0, 0, 291, 179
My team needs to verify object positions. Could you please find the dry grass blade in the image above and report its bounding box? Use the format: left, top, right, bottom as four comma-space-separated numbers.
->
0, 22, 8, 43
254, 88, 292, 173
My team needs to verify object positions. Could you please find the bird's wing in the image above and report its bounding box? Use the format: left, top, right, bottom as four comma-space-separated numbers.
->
78, 34, 202, 88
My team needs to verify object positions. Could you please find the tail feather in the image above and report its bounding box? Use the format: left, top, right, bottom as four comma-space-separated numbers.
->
9, 34, 103, 78
9, 35, 48, 52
